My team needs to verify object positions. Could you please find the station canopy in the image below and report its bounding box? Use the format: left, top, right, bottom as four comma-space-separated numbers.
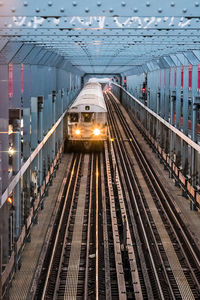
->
0, 0, 200, 74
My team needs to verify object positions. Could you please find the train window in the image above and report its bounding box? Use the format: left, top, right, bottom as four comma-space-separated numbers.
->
82, 112, 93, 122
69, 113, 78, 122
85, 106, 90, 111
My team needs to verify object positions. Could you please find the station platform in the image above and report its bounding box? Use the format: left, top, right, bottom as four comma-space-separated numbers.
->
8, 154, 71, 300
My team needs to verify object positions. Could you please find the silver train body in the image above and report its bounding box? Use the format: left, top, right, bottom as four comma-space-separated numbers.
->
67, 82, 108, 149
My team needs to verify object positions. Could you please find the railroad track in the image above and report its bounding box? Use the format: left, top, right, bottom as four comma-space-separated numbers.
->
33, 150, 133, 299
105, 91, 200, 299
31, 90, 200, 299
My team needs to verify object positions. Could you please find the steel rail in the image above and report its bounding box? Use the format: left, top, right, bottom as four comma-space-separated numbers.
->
111, 83, 200, 153
109, 92, 200, 295
107, 129, 144, 299
105, 94, 166, 299
100, 152, 112, 300
111, 92, 200, 274
104, 141, 127, 299
95, 155, 99, 300
107, 94, 176, 298
40, 153, 82, 300
84, 153, 93, 300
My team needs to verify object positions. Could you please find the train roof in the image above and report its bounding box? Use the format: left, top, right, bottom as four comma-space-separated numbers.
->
69, 82, 107, 112
88, 77, 111, 84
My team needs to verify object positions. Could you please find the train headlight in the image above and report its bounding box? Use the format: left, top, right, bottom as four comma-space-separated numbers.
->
75, 129, 80, 135
93, 128, 100, 136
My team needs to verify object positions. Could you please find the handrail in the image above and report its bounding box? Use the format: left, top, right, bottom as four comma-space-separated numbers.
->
0, 109, 67, 208
111, 82, 200, 153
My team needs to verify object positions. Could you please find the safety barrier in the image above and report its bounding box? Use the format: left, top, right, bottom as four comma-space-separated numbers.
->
1, 145, 63, 298
111, 83, 200, 211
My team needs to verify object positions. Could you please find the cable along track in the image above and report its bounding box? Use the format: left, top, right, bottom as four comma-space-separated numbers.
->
105, 91, 200, 299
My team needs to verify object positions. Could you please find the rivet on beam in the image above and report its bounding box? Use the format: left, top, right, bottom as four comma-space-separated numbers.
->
72, 1, 77, 6
48, 1, 52, 6
97, 2, 102, 6
170, 2, 175, 7
146, 2, 150, 7
35, 8, 40, 13
121, 2, 126, 6
23, 1, 28, 6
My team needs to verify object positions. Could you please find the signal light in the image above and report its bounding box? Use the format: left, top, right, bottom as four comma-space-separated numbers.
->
142, 88, 146, 93
7, 196, 13, 204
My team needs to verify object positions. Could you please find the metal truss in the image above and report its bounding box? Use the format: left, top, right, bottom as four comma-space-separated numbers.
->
0, 1, 200, 73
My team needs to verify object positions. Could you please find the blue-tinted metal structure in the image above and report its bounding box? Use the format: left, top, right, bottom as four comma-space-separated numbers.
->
0, 1, 200, 296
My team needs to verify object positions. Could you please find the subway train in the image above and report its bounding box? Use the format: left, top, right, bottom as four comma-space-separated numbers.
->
65, 81, 108, 151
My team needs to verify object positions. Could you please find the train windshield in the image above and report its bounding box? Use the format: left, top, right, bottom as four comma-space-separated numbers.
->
81, 112, 93, 122
69, 113, 78, 122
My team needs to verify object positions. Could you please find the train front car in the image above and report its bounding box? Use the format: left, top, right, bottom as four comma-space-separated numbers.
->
66, 82, 107, 151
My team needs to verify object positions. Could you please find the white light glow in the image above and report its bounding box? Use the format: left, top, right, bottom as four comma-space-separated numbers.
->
8, 146, 15, 156
93, 128, 100, 136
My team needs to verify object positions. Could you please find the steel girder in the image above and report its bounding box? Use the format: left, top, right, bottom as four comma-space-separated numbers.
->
0, 1, 199, 17
0, 1, 200, 74
0, 41, 83, 75
0, 0, 200, 73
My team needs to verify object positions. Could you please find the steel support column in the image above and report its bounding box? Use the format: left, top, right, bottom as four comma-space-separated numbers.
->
164, 69, 170, 121
176, 67, 181, 129
0, 142, 2, 203
23, 108, 31, 217
183, 67, 189, 135
30, 97, 38, 204
60, 89, 64, 148
52, 91, 56, 163
0, 235, 2, 300
170, 91, 176, 160
175, 66, 182, 166
38, 96, 44, 188
12, 119, 21, 238
160, 70, 165, 118
182, 67, 189, 175
191, 96, 200, 186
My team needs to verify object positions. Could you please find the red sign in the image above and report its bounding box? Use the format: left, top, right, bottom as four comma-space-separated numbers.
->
21, 64, 23, 94
188, 64, 192, 90
181, 65, 184, 88
8, 64, 13, 98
